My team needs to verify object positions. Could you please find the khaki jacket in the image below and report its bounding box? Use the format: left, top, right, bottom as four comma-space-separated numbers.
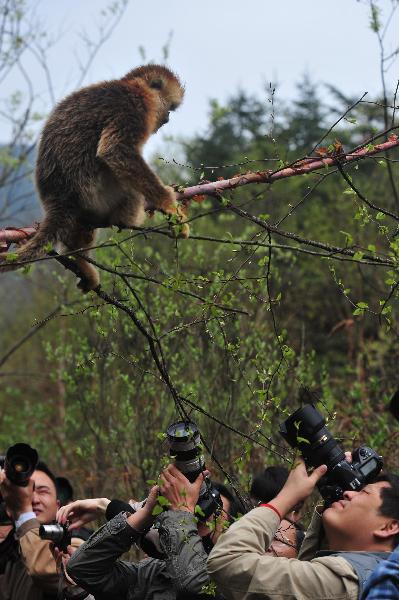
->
207, 507, 359, 600
0, 518, 83, 600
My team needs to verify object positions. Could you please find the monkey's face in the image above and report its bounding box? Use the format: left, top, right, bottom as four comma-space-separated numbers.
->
154, 98, 180, 132
156, 108, 170, 130
130, 65, 184, 132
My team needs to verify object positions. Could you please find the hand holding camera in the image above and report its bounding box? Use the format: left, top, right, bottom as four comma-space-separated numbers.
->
159, 463, 210, 513
49, 540, 75, 577
272, 459, 328, 518
0, 470, 34, 520
57, 498, 111, 531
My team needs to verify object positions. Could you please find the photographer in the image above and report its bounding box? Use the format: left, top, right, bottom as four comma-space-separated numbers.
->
207, 459, 399, 600
0, 461, 85, 600
64, 464, 235, 599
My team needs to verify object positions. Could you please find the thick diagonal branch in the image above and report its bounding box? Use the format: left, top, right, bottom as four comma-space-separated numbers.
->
1, 135, 398, 248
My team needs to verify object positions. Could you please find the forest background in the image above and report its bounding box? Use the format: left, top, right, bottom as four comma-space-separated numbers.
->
1, 0, 399, 506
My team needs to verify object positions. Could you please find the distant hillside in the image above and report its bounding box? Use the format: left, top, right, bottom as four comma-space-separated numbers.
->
0, 146, 42, 227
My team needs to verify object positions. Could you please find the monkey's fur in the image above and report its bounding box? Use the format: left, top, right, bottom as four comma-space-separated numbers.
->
0, 65, 187, 291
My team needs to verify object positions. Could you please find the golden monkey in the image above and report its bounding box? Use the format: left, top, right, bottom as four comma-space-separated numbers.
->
0, 65, 187, 291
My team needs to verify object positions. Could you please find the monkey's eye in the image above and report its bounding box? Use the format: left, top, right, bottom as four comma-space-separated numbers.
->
169, 103, 178, 111
150, 79, 163, 90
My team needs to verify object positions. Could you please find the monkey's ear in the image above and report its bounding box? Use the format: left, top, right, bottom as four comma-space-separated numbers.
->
150, 78, 164, 90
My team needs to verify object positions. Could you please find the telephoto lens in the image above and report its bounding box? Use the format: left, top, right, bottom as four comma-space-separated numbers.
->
166, 420, 222, 521
4, 444, 39, 487
167, 421, 205, 482
279, 404, 345, 470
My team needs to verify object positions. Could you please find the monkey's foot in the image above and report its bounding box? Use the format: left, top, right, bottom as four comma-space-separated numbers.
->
77, 273, 101, 293
177, 222, 190, 238
170, 205, 189, 238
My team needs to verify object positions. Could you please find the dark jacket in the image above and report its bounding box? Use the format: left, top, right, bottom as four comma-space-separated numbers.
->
67, 510, 211, 600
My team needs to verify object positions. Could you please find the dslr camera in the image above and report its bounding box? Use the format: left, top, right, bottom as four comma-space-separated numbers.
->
39, 522, 71, 552
279, 404, 383, 506
0, 443, 39, 525
166, 420, 222, 521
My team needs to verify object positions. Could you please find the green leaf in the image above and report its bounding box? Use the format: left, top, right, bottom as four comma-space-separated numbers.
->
297, 436, 310, 445
356, 302, 368, 309
367, 244, 376, 253
353, 251, 364, 261
152, 504, 164, 516
258, 256, 269, 267
376, 212, 386, 220
157, 495, 171, 507
220, 196, 230, 207
43, 242, 53, 252
195, 504, 206, 517
343, 188, 356, 196
340, 231, 353, 245
5, 252, 18, 262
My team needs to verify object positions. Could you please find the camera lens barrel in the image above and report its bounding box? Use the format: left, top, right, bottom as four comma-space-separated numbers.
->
279, 405, 345, 470
4, 444, 39, 487
167, 421, 205, 483
39, 523, 64, 543
39, 523, 71, 551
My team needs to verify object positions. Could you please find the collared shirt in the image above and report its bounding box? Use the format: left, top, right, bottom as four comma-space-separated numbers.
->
362, 544, 399, 599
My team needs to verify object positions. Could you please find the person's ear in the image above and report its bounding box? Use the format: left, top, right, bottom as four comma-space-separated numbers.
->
374, 519, 399, 541
56, 499, 61, 510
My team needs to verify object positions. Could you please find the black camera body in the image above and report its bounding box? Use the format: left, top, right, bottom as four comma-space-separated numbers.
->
167, 421, 222, 521
279, 404, 383, 506
39, 522, 72, 552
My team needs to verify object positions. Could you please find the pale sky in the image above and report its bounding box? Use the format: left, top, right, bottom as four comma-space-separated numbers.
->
1, 0, 399, 157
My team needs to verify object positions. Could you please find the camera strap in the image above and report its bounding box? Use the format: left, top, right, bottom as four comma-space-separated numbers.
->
58, 561, 92, 600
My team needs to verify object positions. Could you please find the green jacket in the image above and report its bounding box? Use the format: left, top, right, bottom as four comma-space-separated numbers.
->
67, 510, 211, 600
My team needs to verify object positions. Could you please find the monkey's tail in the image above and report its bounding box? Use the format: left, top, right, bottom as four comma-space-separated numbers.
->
0, 217, 58, 273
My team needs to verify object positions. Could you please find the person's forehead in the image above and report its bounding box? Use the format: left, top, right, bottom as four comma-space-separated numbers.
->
220, 494, 231, 513
278, 520, 297, 541
32, 469, 56, 491
364, 481, 391, 495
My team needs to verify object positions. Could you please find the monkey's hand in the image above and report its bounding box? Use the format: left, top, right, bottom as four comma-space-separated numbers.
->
152, 186, 189, 238
175, 204, 190, 239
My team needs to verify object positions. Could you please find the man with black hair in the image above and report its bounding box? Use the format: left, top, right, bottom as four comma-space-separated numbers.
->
208, 461, 399, 600
0, 460, 86, 600
56, 476, 92, 542
250, 465, 305, 558
250, 465, 303, 522
250, 465, 289, 505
